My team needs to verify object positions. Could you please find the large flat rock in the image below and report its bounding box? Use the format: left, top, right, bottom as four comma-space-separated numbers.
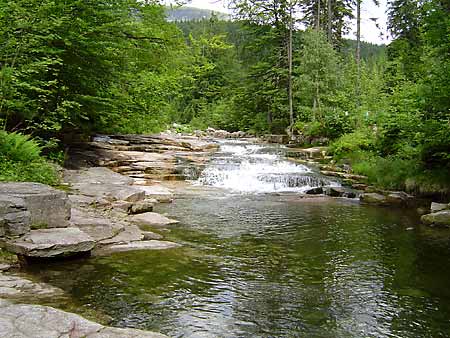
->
0, 182, 70, 230
0, 273, 64, 299
0, 300, 168, 338
64, 167, 134, 186
4, 228, 95, 258
134, 185, 174, 203
131, 212, 179, 228
70, 209, 125, 242
72, 183, 145, 203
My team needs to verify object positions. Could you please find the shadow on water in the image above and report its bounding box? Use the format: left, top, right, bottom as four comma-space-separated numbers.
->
21, 140, 450, 337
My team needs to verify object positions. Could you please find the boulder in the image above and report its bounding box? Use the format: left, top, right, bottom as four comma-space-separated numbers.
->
131, 212, 179, 228
64, 167, 134, 186
98, 224, 144, 245
0, 183, 71, 230
421, 210, 450, 227
4, 228, 95, 258
386, 192, 413, 206
130, 200, 154, 214
360, 193, 387, 205
431, 202, 449, 212
305, 187, 323, 195
0, 196, 31, 236
0, 300, 168, 338
0, 273, 64, 299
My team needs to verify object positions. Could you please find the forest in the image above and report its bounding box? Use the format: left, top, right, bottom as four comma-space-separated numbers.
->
0, 0, 449, 195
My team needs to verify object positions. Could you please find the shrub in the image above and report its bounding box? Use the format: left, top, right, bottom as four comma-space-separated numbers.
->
328, 129, 377, 159
0, 131, 42, 162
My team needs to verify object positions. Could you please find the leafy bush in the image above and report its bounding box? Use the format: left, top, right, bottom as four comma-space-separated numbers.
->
328, 129, 377, 159
0, 131, 58, 185
0, 131, 42, 162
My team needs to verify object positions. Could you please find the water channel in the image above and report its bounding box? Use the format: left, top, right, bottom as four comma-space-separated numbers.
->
25, 140, 450, 337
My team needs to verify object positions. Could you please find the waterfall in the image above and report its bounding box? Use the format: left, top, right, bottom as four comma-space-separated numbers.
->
196, 140, 339, 193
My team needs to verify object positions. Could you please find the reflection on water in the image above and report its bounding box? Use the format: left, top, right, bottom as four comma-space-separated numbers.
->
24, 195, 450, 338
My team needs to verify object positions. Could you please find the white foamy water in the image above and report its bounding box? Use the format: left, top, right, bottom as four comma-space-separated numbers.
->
196, 141, 339, 193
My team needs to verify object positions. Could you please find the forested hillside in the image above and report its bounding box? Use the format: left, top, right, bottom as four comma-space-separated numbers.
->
0, 0, 449, 194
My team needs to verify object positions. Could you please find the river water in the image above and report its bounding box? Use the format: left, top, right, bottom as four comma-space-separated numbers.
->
24, 140, 450, 337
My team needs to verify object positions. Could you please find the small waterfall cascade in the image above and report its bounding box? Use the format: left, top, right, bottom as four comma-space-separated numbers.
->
196, 140, 339, 193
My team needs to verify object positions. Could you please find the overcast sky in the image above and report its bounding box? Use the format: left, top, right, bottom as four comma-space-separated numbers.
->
174, 0, 389, 45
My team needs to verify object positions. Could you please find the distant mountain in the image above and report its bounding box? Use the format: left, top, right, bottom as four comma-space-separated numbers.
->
166, 6, 229, 22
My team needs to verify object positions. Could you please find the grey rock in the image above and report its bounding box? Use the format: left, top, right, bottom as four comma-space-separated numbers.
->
72, 183, 145, 202
324, 186, 346, 197
130, 200, 154, 214
98, 224, 144, 245
431, 202, 449, 212
0, 183, 71, 229
136, 185, 174, 203
360, 193, 387, 205
64, 167, 134, 186
0, 273, 64, 299
421, 210, 450, 227
0, 264, 11, 272
70, 209, 125, 242
142, 231, 163, 240
0, 300, 168, 338
386, 192, 412, 205
4, 228, 95, 258
131, 212, 179, 228
95, 240, 181, 255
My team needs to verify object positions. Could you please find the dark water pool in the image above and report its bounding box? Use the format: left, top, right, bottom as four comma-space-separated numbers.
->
23, 194, 450, 337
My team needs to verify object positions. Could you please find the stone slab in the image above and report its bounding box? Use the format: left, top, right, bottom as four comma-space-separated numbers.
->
4, 228, 95, 258
131, 212, 179, 228
95, 240, 181, 255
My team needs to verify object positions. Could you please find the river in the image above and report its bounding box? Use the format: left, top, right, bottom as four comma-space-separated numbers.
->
24, 139, 450, 337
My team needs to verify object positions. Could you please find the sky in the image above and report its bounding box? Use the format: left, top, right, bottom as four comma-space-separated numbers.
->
175, 0, 390, 45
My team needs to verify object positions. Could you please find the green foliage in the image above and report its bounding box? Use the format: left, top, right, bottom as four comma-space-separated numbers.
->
328, 129, 377, 158
0, 131, 58, 185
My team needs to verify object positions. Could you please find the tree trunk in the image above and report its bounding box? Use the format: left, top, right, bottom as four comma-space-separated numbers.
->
356, 0, 361, 108
288, 4, 294, 138
327, 0, 333, 43
316, 0, 321, 31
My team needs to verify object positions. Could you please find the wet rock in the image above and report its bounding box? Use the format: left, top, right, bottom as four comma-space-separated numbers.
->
305, 187, 323, 195
0, 300, 168, 338
360, 193, 387, 205
4, 228, 95, 258
95, 240, 181, 255
386, 192, 413, 206
142, 231, 163, 240
431, 202, 449, 212
131, 212, 179, 228
0, 196, 31, 236
421, 210, 450, 227
0, 273, 64, 299
320, 170, 367, 181
0, 183, 71, 230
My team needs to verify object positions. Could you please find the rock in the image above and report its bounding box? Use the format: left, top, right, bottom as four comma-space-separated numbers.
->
131, 212, 179, 228
421, 210, 450, 227
0, 183, 71, 230
136, 185, 174, 203
320, 170, 367, 181
431, 202, 449, 212
95, 240, 181, 255
360, 193, 387, 205
142, 231, 163, 240
305, 187, 323, 195
72, 183, 145, 203
386, 192, 412, 206
4, 228, 95, 258
0, 264, 11, 271
0, 196, 31, 236
129, 200, 154, 214
324, 186, 346, 197
70, 209, 125, 242
64, 167, 134, 186
352, 183, 368, 191
111, 200, 134, 213
0, 273, 64, 299
0, 300, 168, 338
98, 224, 144, 245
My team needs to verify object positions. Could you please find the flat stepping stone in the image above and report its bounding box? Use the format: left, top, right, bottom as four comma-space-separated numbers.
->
70, 209, 125, 242
131, 212, 179, 228
4, 228, 95, 258
94, 240, 181, 255
0, 300, 168, 338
